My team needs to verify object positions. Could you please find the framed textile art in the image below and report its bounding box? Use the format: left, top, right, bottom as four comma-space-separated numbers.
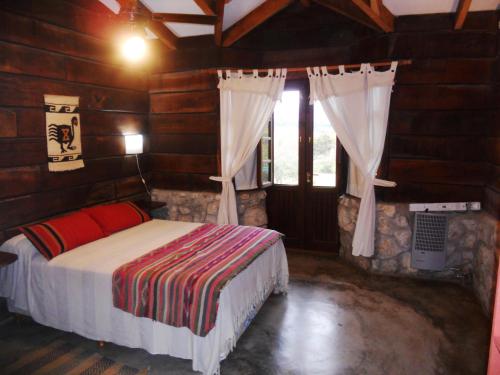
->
44, 94, 84, 172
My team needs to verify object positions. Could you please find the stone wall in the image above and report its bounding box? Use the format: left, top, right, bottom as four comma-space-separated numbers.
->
338, 195, 497, 315
151, 189, 268, 227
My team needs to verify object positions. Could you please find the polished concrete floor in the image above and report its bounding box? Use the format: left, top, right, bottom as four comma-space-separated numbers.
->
0, 252, 491, 374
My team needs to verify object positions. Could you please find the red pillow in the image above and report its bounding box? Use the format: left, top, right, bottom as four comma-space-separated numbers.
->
20, 212, 105, 260
82, 201, 150, 236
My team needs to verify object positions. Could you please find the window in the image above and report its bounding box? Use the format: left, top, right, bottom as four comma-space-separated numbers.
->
272, 90, 300, 185
256, 86, 337, 189
257, 118, 273, 188
313, 104, 336, 187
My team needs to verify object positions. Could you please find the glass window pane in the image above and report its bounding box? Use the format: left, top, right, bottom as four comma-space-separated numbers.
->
261, 140, 270, 161
262, 162, 271, 184
273, 91, 300, 185
262, 123, 270, 138
313, 104, 336, 187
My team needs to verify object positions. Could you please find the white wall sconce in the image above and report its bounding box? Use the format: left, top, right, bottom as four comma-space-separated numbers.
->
124, 134, 150, 196
125, 134, 143, 155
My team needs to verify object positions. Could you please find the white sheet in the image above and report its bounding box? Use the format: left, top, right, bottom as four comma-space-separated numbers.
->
0, 220, 289, 375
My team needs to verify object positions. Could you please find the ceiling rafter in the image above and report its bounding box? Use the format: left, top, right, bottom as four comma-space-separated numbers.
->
222, 0, 294, 47
454, 0, 472, 29
116, 0, 178, 49
193, 0, 216, 16
214, 0, 226, 46
138, 1, 178, 49
350, 0, 394, 32
152, 13, 217, 25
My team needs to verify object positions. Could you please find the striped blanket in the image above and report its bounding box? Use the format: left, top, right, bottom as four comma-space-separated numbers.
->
112, 223, 282, 337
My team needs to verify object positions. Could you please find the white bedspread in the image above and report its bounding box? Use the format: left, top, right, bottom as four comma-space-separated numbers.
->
0, 220, 289, 375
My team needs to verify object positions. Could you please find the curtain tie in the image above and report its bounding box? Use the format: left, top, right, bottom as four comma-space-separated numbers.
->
209, 176, 232, 183
373, 178, 397, 187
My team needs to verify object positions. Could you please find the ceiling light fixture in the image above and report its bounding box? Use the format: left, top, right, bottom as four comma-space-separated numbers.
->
119, 0, 148, 63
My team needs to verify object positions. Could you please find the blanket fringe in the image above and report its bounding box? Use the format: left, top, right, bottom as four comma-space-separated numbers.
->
214, 269, 288, 374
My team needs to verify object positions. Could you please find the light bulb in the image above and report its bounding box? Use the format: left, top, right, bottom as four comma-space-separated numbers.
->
121, 35, 147, 63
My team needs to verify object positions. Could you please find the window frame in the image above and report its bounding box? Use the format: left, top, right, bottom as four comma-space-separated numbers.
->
309, 101, 338, 189
257, 81, 340, 190
257, 116, 274, 188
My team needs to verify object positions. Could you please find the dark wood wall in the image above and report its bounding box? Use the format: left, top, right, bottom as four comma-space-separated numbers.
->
150, 8, 499, 217
149, 70, 220, 191
0, 0, 150, 241
485, 42, 500, 218
379, 13, 498, 213
258, 10, 499, 211
1, 0, 495, 240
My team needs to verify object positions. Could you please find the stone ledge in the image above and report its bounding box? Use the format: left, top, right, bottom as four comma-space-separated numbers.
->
151, 188, 268, 227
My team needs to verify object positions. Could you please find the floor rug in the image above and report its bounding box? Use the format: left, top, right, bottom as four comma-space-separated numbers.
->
4, 338, 147, 375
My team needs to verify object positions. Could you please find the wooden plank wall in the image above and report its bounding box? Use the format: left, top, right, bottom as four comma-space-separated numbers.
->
0, 2, 494, 246
150, 10, 498, 216
262, 11, 499, 211
484, 44, 500, 218
381, 13, 498, 209
0, 0, 150, 241
149, 70, 220, 191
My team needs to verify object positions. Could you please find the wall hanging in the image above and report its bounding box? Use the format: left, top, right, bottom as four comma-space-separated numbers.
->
44, 94, 84, 172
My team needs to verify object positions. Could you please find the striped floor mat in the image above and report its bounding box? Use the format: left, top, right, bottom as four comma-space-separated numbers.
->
4, 339, 147, 375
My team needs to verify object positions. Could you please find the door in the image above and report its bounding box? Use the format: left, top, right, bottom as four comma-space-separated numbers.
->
266, 80, 341, 251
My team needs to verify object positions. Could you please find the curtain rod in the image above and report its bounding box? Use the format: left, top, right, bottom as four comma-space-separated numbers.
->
211, 59, 412, 74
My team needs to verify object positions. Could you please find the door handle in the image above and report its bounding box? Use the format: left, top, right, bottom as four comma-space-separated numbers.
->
306, 172, 312, 184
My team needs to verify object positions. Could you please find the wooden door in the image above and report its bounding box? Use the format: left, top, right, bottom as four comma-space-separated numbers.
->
267, 80, 340, 252
303, 98, 341, 251
267, 81, 307, 248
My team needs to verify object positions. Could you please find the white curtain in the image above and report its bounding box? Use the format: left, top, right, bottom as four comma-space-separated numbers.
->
347, 161, 365, 198
211, 69, 286, 224
307, 62, 397, 257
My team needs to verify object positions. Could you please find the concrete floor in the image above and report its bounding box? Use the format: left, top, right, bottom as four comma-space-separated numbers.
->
0, 252, 491, 374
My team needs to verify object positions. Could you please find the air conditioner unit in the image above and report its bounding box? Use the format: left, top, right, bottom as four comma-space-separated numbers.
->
411, 212, 448, 271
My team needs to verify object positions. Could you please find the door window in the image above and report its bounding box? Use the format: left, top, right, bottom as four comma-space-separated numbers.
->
264, 81, 341, 251
273, 90, 300, 185
313, 104, 337, 187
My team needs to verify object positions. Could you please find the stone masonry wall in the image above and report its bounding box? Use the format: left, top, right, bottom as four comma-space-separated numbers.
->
151, 189, 268, 227
338, 195, 497, 316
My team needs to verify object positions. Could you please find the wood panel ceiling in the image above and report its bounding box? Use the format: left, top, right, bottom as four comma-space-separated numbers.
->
100, 0, 498, 50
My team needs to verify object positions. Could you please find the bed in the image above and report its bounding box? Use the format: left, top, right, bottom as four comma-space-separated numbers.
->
0, 219, 289, 375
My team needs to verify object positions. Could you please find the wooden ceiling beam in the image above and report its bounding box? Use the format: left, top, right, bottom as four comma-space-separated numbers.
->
214, 0, 226, 46
152, 13, 217, 25
351, 0, 394, 32
454, 0, 472, 29
193, 0, 216, 16
117, 0, 178, 49
136, 1, 178, 49
314, 0, 393, 32
222, 0, 293, 47
146, 20, 179, 50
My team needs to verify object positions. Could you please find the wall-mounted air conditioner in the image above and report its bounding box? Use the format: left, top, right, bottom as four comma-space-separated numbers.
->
411, 212, 448, 271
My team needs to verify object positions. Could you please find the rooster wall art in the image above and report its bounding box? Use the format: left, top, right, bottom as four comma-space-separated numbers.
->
44, 94, 84, 172
48, 116, 79, 153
